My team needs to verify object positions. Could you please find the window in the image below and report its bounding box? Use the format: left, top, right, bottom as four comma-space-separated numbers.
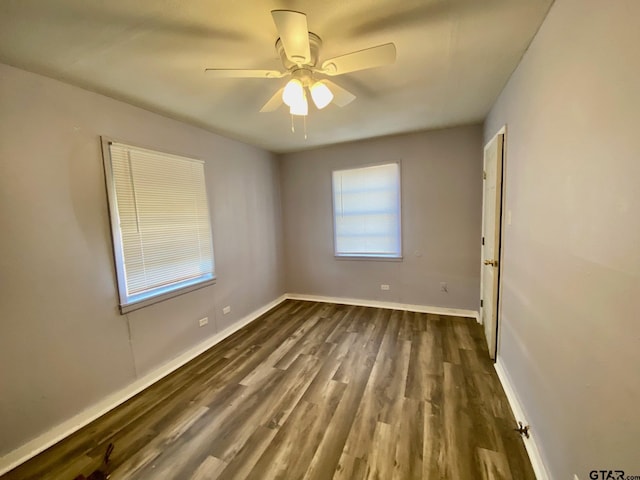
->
102, 139, 215, 313
332, 162, 402, 258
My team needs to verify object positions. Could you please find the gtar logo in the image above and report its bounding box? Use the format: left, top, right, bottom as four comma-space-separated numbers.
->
589, 471, 625, 480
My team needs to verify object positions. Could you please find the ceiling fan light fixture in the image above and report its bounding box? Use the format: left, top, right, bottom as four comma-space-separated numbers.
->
310, 81, 334, 109
289, 93, 308, 116
282, 79, 304, 107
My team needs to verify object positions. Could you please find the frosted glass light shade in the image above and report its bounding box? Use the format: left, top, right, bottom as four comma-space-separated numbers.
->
282, 79, 304, 107
310, 81, 334, 109
289, 94, 308, 116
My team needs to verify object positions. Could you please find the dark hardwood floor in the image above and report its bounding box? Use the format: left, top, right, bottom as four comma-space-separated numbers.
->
2, 300, 535, 480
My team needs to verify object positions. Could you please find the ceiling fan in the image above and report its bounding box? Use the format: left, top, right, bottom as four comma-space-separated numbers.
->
204, 10, 396, 117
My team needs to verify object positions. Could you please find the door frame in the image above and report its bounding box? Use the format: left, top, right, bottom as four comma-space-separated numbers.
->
480, 125, 507, 360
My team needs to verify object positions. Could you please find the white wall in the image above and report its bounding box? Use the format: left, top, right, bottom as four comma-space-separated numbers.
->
0, 63, 284, 455
280, 126, 483, 311
485, 0, 640, 478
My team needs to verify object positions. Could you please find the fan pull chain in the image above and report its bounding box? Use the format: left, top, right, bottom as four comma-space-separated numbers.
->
288, 115, 308, 138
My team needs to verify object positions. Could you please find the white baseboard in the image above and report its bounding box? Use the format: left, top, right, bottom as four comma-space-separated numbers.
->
494, 358, 550, 480
0, 294, 288, 477
285, 293, 479, 321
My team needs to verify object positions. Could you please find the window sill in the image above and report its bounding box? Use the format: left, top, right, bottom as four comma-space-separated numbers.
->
334, 255, 403, 262
120, 277, 216, 314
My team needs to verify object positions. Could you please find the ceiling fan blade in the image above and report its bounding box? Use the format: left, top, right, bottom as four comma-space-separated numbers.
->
323, 80, 356, 107
271, 10, 311, 64
321, 43, 396, 76
204, 69, 285, 78
260, 88, 285, 112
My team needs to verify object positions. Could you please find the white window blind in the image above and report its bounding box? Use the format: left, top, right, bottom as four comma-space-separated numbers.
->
104, 141, 215, 312
332, 162, 402, 258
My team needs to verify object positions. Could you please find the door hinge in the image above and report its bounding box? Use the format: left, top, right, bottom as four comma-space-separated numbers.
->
483, 171, 487, 180
480, 299, 483, 307
482, 236, 485, 245
514, 422, 530, 439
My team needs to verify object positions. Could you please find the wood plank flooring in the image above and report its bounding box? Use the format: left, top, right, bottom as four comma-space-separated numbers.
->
2, 300, 535, 480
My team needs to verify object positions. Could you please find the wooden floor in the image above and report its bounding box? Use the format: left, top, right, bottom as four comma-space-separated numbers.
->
2, 300, 535, 480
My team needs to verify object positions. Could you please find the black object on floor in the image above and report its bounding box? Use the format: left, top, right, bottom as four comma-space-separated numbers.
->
73, 443, 114, 480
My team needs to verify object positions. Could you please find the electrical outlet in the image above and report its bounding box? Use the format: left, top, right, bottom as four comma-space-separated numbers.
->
440, 282, 448, 293
222, 305, 231, 315
198, 317, 208, 327
380, 284, 390, 291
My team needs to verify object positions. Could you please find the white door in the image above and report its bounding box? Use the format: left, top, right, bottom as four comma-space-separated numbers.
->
480, 129, 505, 359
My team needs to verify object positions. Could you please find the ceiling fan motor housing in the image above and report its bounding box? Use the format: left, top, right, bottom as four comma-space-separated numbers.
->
276, 32, 322, 70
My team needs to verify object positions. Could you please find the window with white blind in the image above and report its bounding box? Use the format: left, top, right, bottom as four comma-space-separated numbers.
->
102, 139, 215, 313
332, 162, 402, 258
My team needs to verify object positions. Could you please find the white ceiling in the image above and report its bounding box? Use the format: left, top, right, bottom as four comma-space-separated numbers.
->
0, 0, 553, 153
